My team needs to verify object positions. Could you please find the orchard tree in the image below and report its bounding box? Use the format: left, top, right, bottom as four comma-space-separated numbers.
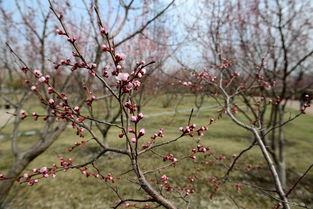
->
187, 0, 313, 189
0, 0, 175, 206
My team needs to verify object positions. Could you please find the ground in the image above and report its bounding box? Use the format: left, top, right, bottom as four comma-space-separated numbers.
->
0, 95, 312, 209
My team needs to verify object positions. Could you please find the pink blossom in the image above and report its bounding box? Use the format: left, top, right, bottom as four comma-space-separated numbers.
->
130, 116, 137, 122
23, 173, 30, 179
115, 53, 126, 62
133, 80, 141, 89
31, 86, 37, 91
140, 68, 146, 75
116, 65, 122, 71
101, 45, 109, 51
116, 73, 129, 81
137, 72, 143, 78
48, 99, 55, 105
38, 76, 46, 83
74, 106, 80, 112
138, 113, 144, 120
56, 29, 64, 35
39, 167, 47, 173
34, 70, 42, 77
131, 138, 137, 143
161, 175, 168, 181
139, 128, 145, 137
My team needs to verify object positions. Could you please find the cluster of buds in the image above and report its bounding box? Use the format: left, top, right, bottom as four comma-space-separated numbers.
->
54, 58, 71, 70
124, 101, 137, 114
267, 96, 281, 106
56, 29, 65, 35
94, 171, 119, 184
184, 188, 195, 195
197, 126, 208, 136
190, 145, 210, 160
131, 68, 146, 79
130, 113, 144, 123
68, 140, 87, 152
75, 127, 85, 138
115, 53, 126, 63
160, 175, 172, 192
141, 132, 159, 149
127, 128, 145, 143
104, 173, 115, 183
191, 144, 209, 154
221, 59, 232, 69
80, 167, 91, 177
67, 36, 76, 43
60, 157, 73, 168
85, 95, 96, 106
25, 178, 39, 186
151, 128, 164, 139
179, 124, 197, 136
124, 203, 138, 208
31, 166, 56, 180
179, 124, 208, 137
163, 153, 177, 165
182, 81, 192, 87
243, 164, 262, 171
117, 75, 142, 93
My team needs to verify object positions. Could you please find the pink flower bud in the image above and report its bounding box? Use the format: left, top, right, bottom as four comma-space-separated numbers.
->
138, 113, 144, 120
116, 65, 122, 71
128, 128, 135, 133
48, 87, 54, 94
131, 138, 137, 143
56, 29, 64, 35
130, 116, 137, 122
31, 86, 37, 91
48, 99, 55, 105
74, 106, 80, 112
23, 173, 30, 179
139, 128, 145, 137
39, 167, 47, 173
101, 45, 109, 51
100, 27, 106, 34
161, 175, 168, 181
34, 70, 42, 77
116, 73, 129, 81
38, 76, 46, 83
140, 68, 146, 75
115, 53, 126, 62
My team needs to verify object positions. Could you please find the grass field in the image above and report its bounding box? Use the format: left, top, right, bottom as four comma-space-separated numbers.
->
0, 94, 312, 209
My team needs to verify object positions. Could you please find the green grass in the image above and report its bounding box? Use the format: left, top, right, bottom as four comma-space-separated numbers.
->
0, 94, 312, 209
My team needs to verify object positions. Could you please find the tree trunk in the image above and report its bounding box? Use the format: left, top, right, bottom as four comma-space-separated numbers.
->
278, 111, 286, 189
0, 158, 29, 208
